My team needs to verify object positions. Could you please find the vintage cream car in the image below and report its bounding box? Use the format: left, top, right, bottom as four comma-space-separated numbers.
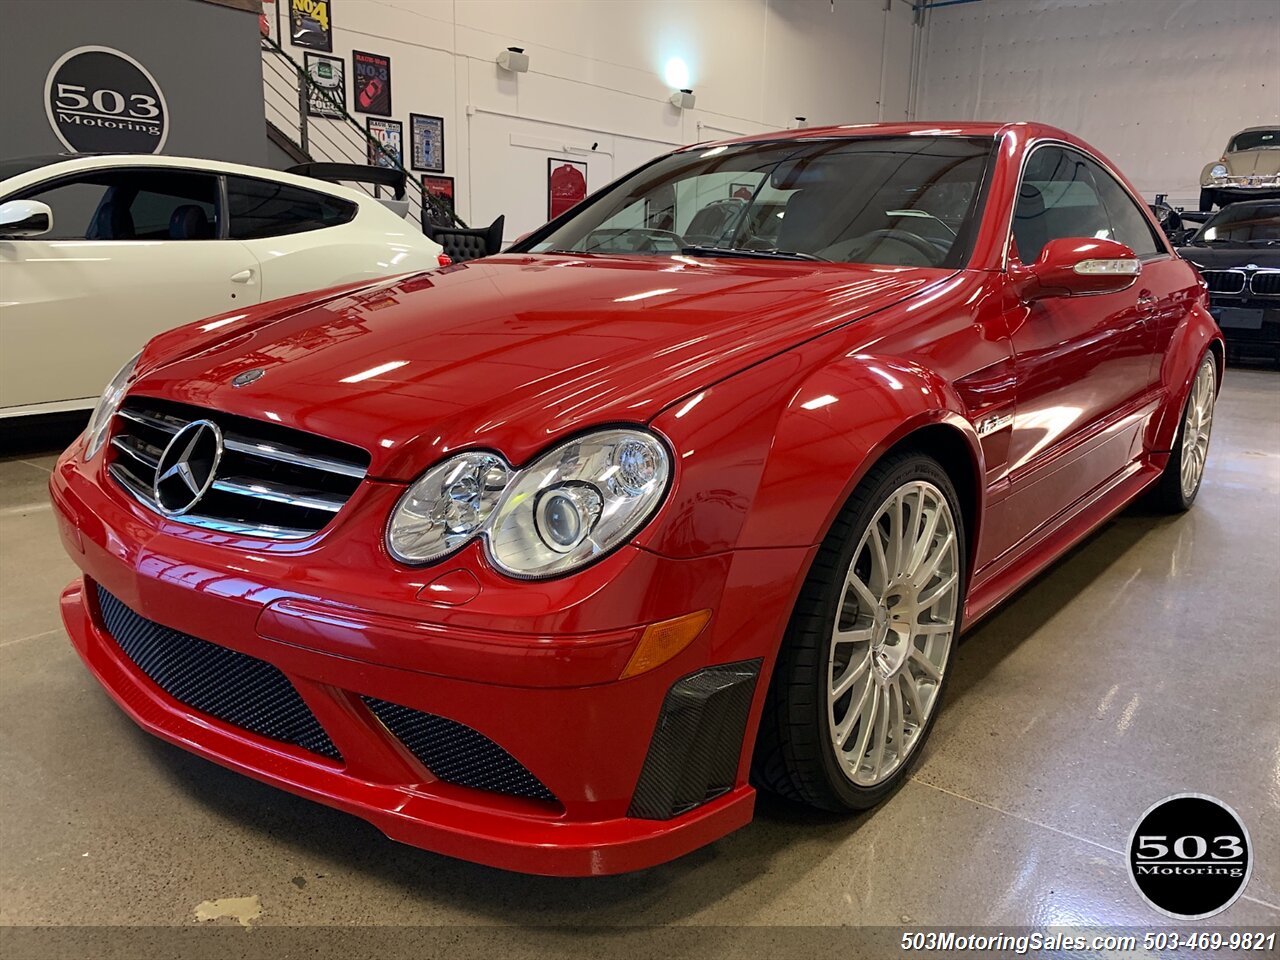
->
1200, 126, 1280, 210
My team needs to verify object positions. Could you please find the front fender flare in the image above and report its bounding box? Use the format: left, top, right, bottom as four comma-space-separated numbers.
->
642, 349, 985, 557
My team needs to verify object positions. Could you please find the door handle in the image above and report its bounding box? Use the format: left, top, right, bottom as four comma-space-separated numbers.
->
230, 268, 255, 284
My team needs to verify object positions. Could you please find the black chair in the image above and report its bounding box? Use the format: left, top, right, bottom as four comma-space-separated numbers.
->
426, 216, 505, 263
168, 205, 212, 240
87, 201, 134, 240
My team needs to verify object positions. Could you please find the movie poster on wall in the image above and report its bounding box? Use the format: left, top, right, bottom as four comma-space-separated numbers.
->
366, 118, 403, 168
422, 176, 455, 226
304, 54, 345, 117
353, 50, 392, 115
289, 0, 332, 52
409, 114, 445, 173
548, 159, 588, 219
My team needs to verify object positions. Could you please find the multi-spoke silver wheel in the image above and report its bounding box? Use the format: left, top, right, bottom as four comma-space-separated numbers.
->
1180, 360, 1216, 500
827, 481, 959, 787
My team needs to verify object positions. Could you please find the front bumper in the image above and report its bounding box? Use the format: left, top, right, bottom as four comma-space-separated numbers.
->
1202, 180, 1280, 201
51, 441, 812, 875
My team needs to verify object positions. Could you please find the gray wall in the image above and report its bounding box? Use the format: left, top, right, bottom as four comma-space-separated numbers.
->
0, 0, 266, 166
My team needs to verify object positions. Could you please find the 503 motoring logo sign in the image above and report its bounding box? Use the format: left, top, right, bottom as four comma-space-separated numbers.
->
44, 46, 167, 153
1127, 793, 1253, 919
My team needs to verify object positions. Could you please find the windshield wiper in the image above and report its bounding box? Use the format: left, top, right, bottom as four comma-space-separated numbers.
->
680, 245, 830, 263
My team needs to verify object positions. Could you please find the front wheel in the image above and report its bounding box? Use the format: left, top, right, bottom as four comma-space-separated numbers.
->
1199, 189, 1217, 212
753, 452, 964, 812
1152, 354, 1217, 512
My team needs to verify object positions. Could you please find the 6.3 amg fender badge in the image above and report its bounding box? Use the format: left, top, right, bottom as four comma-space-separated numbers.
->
231, 368, 265, 388
153, 420, 223, 516
976, 412, 1013, 438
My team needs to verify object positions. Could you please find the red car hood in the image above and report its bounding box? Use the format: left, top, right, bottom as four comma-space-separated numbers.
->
133, 254, 949, 480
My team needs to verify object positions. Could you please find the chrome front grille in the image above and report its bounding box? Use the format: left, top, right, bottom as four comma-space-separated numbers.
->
1250, 270, 1280, 297
108, 399, 370, 540
1200, 269, 1246, 295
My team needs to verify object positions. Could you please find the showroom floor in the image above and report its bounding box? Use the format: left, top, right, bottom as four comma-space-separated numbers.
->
1, 371, 1276, 935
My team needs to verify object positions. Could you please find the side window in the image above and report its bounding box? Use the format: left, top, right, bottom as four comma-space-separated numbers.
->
1012, 146, 1112, 263
14, 180, 111, 239
225, 177, 356, 239
1082, 158, 1164, 257
15, 170, 218, 241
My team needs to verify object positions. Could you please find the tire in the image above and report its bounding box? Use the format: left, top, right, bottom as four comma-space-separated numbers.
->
1151, 354, 1217, 513
752, 451, 966, 812
1199, 189, 1216, 212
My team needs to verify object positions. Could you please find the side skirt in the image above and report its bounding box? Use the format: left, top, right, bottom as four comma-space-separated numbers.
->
964, 459, 1161, 628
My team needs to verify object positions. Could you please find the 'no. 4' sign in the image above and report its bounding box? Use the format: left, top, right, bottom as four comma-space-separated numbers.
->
44, 46, 168, 153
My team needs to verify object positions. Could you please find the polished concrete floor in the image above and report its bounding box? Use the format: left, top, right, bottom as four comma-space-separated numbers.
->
1, 371, 1277, 944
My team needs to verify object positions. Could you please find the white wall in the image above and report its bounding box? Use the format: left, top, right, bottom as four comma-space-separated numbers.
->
917, 0, 1280, 204
268, 0, 920, 240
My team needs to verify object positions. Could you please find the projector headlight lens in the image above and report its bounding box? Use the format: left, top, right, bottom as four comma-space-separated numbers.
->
386, 428, 670, 577
488, 429, 669, 578
84, 351, 141, 461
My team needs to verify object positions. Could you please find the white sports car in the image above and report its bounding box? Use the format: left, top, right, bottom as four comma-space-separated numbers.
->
0, 154, 442, 419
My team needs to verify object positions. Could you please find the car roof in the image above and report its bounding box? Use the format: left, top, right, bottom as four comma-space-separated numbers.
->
0, 152, 372, 205
680, 121, 1079, 151
1233, 126, 1280, 134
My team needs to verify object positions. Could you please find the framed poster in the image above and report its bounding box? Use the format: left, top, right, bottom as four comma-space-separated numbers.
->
353, 50, 392, 116
409, 114, 445, 173
421, 175, 455, 226
366, 118, 403, 168
261, 0, 282, 43
547, 159, 588, 220
304, 53, 345, 117
288, 0, 332, 52
729, 182, 754, 201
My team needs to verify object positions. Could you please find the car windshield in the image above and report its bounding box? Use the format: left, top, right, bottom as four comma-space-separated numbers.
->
1228, 130, 1280, 152
518, 136, 996, 269
1190, 204, 1280, 246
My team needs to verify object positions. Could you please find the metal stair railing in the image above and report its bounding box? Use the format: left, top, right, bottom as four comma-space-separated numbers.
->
260, 35, 465, 231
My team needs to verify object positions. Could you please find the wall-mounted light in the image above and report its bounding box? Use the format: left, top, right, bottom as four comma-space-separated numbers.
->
497, 46, 529, 73
791, 116, 808, 129
663, 57, 690, 89
669, 88, 696, 110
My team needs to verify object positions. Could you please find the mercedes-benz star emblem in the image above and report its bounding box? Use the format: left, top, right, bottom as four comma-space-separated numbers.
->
231, 368, 265, 388
153, 420, 223, 516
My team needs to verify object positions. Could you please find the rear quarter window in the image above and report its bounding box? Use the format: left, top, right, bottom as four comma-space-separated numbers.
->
225, 176, 356, 239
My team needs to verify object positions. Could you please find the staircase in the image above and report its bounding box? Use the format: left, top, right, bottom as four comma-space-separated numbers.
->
260, 36, 465, 231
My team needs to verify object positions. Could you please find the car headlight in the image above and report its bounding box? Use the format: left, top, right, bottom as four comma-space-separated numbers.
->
386, 428, 671, 578
1210, 164, 1228, 179
83, 352, 141, 460
386, 452, 511, 564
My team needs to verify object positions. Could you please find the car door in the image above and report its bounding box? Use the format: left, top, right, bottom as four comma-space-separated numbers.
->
996, 144, 1163, 550
0, 167, 262, 415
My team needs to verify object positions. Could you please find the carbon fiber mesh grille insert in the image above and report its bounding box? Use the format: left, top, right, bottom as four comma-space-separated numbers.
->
363, 698, 556, 803
95, 585, 342, 762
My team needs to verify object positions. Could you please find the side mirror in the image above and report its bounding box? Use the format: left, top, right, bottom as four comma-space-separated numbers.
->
0, 199, 53, 239
1015, 237, 1140, 301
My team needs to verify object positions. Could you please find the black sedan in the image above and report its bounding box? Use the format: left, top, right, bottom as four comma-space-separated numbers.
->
1177, 200, 1279, 365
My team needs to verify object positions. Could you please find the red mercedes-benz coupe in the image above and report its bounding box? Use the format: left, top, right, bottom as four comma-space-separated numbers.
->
51, 122, 1221, 876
